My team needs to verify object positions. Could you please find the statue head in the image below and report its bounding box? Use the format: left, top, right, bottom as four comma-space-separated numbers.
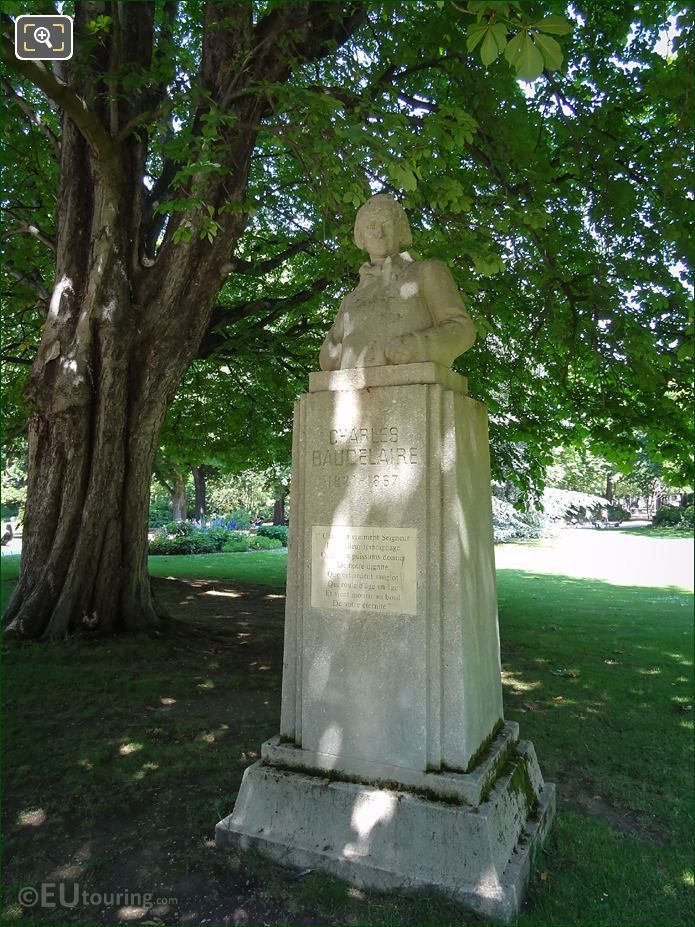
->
354, 194, 412, 261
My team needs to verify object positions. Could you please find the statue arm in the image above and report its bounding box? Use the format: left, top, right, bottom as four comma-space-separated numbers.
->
384, 260, 476, 367
319, 305, 345, 371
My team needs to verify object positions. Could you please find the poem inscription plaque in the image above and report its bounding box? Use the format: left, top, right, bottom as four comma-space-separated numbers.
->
311, 525, 417, 615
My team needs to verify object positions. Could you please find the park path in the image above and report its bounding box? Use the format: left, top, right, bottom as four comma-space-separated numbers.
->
494, 525, 694, 591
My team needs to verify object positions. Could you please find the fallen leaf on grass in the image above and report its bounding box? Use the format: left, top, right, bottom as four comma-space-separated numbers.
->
551, 668, 580, 678
552, 695, 564, 701
604, 659, 619, 665
522, 701, 546, 713
539, 870, 550, 882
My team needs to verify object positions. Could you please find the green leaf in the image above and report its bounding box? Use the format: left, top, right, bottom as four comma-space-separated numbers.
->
533, 32, 563, 71
504, 30, 524, 64
473, 253, 505, 275
390, 162, 418, 192
513, 33, 545, 82
469, 21, 506, 65
480, 30, 500, 66
533, 13, 573, 36
466, 23, 487, 53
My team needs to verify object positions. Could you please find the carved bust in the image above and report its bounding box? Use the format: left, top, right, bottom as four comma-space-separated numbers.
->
319, 194, 476, 371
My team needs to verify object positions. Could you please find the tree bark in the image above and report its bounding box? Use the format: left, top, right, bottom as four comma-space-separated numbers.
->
171, 470, 188, 522
192, 466, 208, 521
273, 495, 286, 526
1, 2, 367, 640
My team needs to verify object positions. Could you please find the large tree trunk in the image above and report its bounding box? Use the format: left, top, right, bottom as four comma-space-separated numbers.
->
192, 466, 208, 521
2, 132, 172, 638
2, 2, 366, 641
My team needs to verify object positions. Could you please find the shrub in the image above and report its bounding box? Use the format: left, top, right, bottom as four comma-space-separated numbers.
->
257, 525, 288, 545
247, 535, 283, 550
204, 527, 234, 545
221, 538, 248, 553
226, 531, 248, 543
148, 536, 174, 555
149, 531, 223, 555
653, 504, 682, 527
679, 505, 694, 531
206, 512, 252, 531
607, 504, 631, 522
224, 510, 251, 531
163, 520, 198, 537
491, 497, 543, 543
148, 498, 171, 530
149, 536, 203, 555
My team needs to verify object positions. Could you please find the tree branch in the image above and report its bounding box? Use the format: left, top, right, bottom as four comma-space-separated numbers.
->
1, 15, 114, 161
220, 236, 316, 276
1, 77, 60, 158
2, 355, 35, 366
252, 3, 368, 84
113, 101, 170, 145
3, 223, 56, 253
7, 268, 50, 303
198, 277, 329, 358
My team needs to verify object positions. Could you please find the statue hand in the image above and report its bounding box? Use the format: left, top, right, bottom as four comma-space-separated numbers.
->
384, 333, 418, 365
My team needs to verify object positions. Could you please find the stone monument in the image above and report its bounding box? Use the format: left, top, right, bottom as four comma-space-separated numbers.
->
216, 195, 555, 922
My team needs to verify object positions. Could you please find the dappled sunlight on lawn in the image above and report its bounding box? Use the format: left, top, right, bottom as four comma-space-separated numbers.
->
16, 808, 46, 828
495, 528, 694, 590
500, 668, 542, 695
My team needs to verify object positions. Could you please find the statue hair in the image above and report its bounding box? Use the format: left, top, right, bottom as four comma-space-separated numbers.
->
354, 194, 413, 251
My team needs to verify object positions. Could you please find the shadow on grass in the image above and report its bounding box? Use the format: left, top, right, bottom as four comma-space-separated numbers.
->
497, 570, 693, 831
1, 561, 693, 926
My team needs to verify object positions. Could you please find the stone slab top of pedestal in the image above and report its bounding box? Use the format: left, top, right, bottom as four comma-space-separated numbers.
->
308, 361, 468, 395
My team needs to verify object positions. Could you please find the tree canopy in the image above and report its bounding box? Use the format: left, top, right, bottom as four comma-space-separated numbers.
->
3, 2, 693, 495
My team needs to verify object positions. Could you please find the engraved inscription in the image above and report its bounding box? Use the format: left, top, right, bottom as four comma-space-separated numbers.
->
327, 473, 398, 490
311, 424, 419, 472
311, 526, 417, 615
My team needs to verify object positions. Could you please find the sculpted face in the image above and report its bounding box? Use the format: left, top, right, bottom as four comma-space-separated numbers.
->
358, 210, 398, 261
354, 195, 412, 263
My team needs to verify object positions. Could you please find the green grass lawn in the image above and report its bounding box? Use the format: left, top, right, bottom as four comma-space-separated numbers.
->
0, 550, 288, 613
498, 569, 693, 926
615, 524, 694, 540
149, 549, 288, 587
1, 535, 693, 926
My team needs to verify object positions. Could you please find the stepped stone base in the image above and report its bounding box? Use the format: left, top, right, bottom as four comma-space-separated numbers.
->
216, 730, 555, 923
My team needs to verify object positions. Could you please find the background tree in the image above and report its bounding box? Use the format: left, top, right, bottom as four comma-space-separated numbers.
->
1, 1, 692, 639
1, 451, 28, 522
546, 443, 616, 498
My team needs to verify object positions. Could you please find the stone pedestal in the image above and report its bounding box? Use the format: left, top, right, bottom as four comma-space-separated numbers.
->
216, 363, 555, 922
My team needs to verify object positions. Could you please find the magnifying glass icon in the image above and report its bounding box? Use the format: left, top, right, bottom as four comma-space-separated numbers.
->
33, 25, 53, 49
